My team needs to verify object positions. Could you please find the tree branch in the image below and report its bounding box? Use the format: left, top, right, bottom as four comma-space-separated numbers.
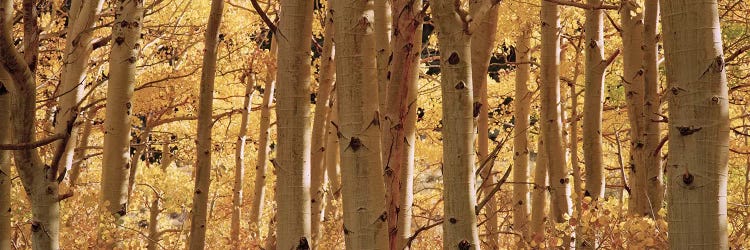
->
543, 0, 619, 10
476, 165, 512, 214
0, 134, 65, 150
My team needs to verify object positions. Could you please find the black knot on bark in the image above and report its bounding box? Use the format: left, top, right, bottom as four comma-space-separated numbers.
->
454, 81, 466, 90
31, 221, 41, 232
449, 217, 457, 224
448, 52, 460, 65
682, 172, 694, 185
297, 237, 310, 249
458, 240, 472, 250
677, 126, 702, 136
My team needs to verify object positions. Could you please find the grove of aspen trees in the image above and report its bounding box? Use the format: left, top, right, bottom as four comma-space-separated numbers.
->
0, 0, 749, 248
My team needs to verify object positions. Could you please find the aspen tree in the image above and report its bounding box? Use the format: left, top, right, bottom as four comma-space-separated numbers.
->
582, 0, 607, 200
324, 100, 341, 220
188, 0, 224, 247
52, 0, 104, 185
231, 71, 256, 247
642, 0, 663, 216
382, 0, 422, 248
530, 138, 548, 244
375, 0, 392, 116
100, 0, 144, 231
661, 0, 729, 248
0, 81, 10, 250
275, 0, 315, 246
333, 0, 388, 247
432, 0, 478, 248
618, 0, 647, 214
0, 0, 60, 247
310, 4, 336, 242
540, 0, 572, 223
512, 25, 532, 242
69, 107, 97, 187
469, 1, 500, 248
249, 39, 277, 237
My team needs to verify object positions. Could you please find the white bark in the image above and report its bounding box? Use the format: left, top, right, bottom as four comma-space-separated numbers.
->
0, 81, 11, 250
187, 0, 224, 248
333, 0, 389, 247
512, 25, 532, 242
231, 72, 256, 247
275, 0, 315, 246
661, 0, 729, 248
642, 0, 663, 216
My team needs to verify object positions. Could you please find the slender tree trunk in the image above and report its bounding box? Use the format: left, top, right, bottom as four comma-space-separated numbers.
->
128, 128, 150, 198
382, 0, 422, 248
333, 0, 388, 247
324, 100, 341, 220
188, 0, 224, 248
52, 0, 104, 185
619, 0, 647, 215
540, 1, 572, 223
469, 2, 500, 248
249, 39, 276, 239
0, 81, 10, 250
147, 195, 161, 250
0, 0, 59, 247
530, 138, 548, 244
275, 0, 315, 245
512, 25, 532, 243
69, 107, 96, 188
642, 0, 663, 217
374, 0, 392, 119
310, 6, 336, 243
432, 0, 480, 248
231, 72, 256, 248
100, 0, 144, 239
661, 0, 729, 248
582, 0, 607, 202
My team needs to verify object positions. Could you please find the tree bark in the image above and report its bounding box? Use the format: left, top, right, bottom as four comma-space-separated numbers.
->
661, 0, 729, 248
0, 81, 11, 250
310, 5, 336, 244
188, 0, 224, 248
530, 138, 548, 244
231, 72, 256, 248
382, 0, 422, 248
512, 25, 532, 244
324, 100, 341, 220
275, 0, 315, 246
540, 0, 572, 223
619, 0, 647, 215
100, 0, 144, 239
374, 0, 392, 121
333, 0, 389, 247
0, 0, 60, 247
432, 0, 480, 248
68, 107, 97, 188
52, 0, 104, 185
249, 39, 276, 239
642, 0, 663, 217
582, 0, 607, 201
470, 1, 500, 248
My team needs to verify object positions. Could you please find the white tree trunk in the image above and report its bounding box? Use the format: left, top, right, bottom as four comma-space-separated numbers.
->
249, 39, 277, 239
512, 25, 532, 243
530, 138, 548, 244
582, 0, 607, 201
52, 0, 104, 185
275, 0, 315, 246
619, 0, 647, 215
661, 0, 729, 248
383, 0, 422, 248
231, 72, 256, 248
432, 0, 480, 248
324, 100, 341, 220
310, 6, 336, 243
100, 0, 144, 230
469, 1, 500, 248
188, 0, 224, 248
540, 1, 572, 224
333, 0, 389, 247
642, 0, 663, 217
